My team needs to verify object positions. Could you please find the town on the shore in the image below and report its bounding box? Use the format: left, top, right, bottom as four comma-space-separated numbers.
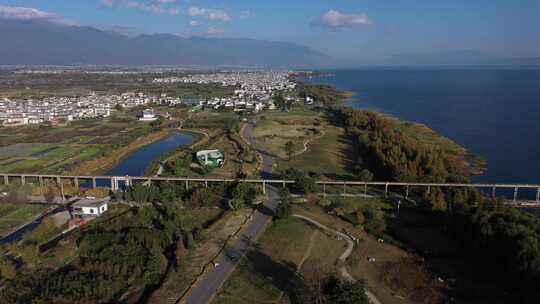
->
0, 71, 304, 127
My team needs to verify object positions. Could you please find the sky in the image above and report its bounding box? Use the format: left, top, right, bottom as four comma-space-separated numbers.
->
1, 0, 540, 62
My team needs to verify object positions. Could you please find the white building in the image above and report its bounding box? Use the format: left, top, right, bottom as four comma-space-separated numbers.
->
139, 108, 158, 121
71, 197, 109, 217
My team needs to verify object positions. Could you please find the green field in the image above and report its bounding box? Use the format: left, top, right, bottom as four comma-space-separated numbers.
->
0, 203, 49, 237
0, 108, 160, 174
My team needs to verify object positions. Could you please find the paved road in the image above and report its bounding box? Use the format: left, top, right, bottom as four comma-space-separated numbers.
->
185, 121, 278, 304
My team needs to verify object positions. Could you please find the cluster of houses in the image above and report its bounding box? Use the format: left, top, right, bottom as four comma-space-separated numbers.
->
0, 92, 182, 127
154, 71, 300, 113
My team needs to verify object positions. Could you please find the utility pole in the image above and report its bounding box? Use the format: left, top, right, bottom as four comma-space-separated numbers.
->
397, 200, 402, 218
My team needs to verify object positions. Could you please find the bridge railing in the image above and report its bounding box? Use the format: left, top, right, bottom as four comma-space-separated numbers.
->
2, 173, 539, 202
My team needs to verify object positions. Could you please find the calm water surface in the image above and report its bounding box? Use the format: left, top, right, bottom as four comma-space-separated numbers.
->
303, 68, 540, 196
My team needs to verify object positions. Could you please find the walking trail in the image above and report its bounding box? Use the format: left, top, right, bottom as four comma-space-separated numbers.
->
293, 214, 382, 304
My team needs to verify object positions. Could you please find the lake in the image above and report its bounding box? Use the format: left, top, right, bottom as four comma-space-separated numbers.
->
105, 131, 194, 177
303, 68, 540, 198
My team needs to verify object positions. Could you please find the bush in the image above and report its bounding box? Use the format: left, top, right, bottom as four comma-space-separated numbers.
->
280, 168, 318, 194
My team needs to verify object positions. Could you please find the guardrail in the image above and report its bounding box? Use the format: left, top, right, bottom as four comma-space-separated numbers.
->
2, 173, 539, 202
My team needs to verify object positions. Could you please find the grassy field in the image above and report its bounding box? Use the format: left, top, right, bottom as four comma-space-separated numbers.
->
213, 216, 344, 304
0, 203, 49, 237
249, 108, 356, 179
0, 107, 167, 174
253, 110, 323, 160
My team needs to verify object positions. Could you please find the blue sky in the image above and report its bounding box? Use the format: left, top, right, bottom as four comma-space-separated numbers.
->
1, 0, 540, 61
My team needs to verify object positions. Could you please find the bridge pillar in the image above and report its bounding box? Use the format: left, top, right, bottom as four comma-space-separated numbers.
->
492, 186, 496, 198
405, 185, 409, 200
185, 180, 189, 190
536, 188, 540, 202
427, 186, 431, 195
205, 180, 208, 188
323, 183, 326, 197
343, 183, 346, 195
282, 181, 286, 188
262, 181, 266, 194
39, 176, 43, 188
2, 175, 7, 185
111, 178, 116, 192
56, 176, 61, 186
74, 177, 79, 189
514, 187, 518, 203
385, 183, 388, 197
364, 183, 367, 198
92, 178, 97, 189
21, 175, 25, 185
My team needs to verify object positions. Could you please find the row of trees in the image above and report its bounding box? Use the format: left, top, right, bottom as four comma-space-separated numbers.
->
449, 206, 540, 300
112, 181, 259, 210
340, 108, 468, 183
1, 205, 178, 303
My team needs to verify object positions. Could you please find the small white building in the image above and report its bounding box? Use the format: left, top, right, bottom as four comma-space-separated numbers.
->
139, 108, 158, 121
71, 197, 109, 217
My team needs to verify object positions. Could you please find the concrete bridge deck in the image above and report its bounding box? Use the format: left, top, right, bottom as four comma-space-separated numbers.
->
2, 173, 539, 202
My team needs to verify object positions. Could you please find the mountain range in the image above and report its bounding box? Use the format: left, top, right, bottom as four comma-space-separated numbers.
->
1, 19, 539, 67
0, 19, 334, 67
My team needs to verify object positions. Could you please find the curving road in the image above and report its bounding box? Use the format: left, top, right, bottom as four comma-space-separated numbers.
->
184, 120, 278, 304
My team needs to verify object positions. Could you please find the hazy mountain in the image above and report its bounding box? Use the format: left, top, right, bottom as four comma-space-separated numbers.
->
381, 50, 540, 66
0, 19, 334, 67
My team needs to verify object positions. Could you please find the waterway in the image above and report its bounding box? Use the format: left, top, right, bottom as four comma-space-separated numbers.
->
0, 131, 195, 244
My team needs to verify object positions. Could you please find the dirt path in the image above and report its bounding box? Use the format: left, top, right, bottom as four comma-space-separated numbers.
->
293, 129, 326, 157
276, 229, 318, 302
293, 214, 382, 304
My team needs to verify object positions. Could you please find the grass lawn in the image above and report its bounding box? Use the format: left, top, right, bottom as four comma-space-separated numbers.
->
0, 203, 49, 237
253, 110, 326, 160
213, 216, 345, 304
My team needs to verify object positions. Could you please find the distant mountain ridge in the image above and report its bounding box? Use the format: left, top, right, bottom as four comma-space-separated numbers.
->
0, 19, 335, 67
380, 50, 540, 66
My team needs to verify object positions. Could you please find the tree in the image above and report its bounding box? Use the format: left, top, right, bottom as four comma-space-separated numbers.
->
0, 256, 16, 280
114, 104, 123, 111
232, 182, 257, 204
280, 168, 318, 194
229, 198, 244, 211
174, 158, 189, 176
284, 140, 295, 161
326, 275, 368, 304
131, 184, 149, 203
275, 190, 293, 220
355, 210, 365, 227
357, 169, 374, 182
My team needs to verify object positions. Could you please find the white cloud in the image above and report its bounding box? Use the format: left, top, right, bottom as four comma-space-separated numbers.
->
0, 5, 69, 24
103, 0, 179, 15
311, 10, 370, 30
189, 20, 200, 27
188, 6, 232, 22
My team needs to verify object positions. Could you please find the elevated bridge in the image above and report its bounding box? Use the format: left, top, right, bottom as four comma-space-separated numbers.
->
2, 173, 539, 203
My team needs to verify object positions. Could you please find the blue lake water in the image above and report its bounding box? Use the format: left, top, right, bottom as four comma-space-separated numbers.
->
302, 68, 540, 197
105, 132, 194, 177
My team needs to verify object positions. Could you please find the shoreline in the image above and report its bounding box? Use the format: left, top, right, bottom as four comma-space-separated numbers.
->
307, 79, 487, 178
68, 129, 173, 176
